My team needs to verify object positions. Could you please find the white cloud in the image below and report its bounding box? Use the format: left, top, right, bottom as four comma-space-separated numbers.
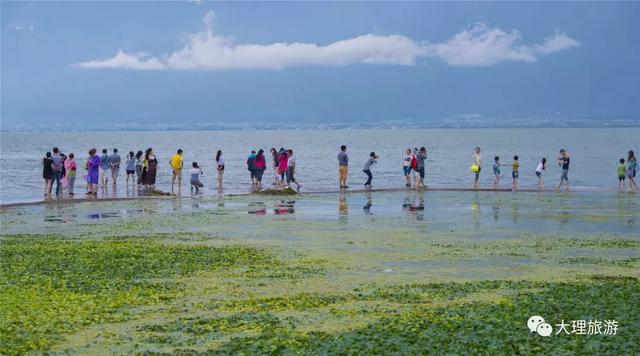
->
188, 0, 204, 4
73, 50, 164, 70
72, 14, 579, 71
427, 23, 579, 66
8, 21, 34, 32
534, 30, 580, 55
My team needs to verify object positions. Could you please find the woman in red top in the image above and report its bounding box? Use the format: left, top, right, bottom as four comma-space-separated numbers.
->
277, 149, 289, 187
254, 149, 267, 190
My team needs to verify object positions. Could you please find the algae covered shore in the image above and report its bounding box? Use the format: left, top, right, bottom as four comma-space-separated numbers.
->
1, 190, 639, 354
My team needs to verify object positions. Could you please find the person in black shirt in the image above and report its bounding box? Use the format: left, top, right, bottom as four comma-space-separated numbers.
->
43, 152, 53, 197
557, 149, 570, 191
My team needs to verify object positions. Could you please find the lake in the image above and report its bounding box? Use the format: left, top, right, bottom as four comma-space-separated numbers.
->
1, 128, 638, 203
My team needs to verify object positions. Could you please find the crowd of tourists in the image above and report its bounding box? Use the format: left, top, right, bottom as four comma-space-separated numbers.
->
41, 145, 638, 197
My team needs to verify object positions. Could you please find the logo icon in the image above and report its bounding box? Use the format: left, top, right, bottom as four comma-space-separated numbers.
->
528, 315, 553, 337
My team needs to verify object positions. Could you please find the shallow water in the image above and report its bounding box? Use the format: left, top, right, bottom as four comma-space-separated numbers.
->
1, 128, 639, 204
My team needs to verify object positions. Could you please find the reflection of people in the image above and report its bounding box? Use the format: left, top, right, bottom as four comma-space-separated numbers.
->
339, 191, 348, 217
363, 190, 373, 214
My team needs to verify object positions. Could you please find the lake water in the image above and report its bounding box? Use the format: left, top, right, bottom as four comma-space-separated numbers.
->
1, 128, 638, 203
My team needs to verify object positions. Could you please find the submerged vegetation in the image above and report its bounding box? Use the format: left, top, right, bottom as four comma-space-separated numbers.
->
0, 191, 638, 354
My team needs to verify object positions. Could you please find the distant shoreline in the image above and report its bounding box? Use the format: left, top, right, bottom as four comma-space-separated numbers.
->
2, 124, 639, 133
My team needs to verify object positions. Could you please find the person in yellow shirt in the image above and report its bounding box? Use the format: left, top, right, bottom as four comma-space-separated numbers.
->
511, 155, 520, 191
170, 149, 184, 189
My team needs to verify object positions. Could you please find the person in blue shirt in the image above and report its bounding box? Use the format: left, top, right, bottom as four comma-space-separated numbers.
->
100, 149, 110, 186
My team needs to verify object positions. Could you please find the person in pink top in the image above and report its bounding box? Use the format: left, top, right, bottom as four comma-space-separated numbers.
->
277, 148, 288, 187
64, 153, 78, 196
253, 149, 267, 190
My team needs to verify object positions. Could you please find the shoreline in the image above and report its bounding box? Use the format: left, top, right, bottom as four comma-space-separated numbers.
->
0, 185, 627, 209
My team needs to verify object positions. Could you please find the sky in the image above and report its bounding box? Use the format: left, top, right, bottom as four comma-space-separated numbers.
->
1, 1, 639, 128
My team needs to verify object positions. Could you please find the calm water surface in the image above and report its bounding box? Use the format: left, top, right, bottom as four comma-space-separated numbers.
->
1, 128, 638, 203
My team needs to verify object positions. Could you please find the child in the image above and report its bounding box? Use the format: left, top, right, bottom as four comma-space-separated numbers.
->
511, 155, 520, 191
190, 162, 204, 192
535, 158, 547, 189
618, 158, 626, 191
125, 151, 136, 184
363, 152, 378, 188
492, 156, 501, 190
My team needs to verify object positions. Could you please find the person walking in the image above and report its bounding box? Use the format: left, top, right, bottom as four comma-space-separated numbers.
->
338, 145, 349, 188
43, 152, 53, 197
557, 149, 570, 191
109, 148, 121, 186
286, 149, 301, 191
363, 152, 378, 188
65, 153, 77, 196
170, 149, 184, 190
535, 158, 547, 189
277, 148, 288, 187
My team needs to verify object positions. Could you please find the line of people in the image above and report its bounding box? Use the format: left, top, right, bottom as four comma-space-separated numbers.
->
42, 145, 638, 198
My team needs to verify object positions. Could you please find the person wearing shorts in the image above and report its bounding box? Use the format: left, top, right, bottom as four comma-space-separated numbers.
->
170, 149, 184, 189
338, 145, 349, 188
286, 149, 301, 191
415, 147, 427, 188
618, 158, 626, 191
472, 147, 482, 189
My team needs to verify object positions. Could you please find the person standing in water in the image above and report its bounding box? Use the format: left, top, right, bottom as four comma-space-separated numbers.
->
65, 153, 77, 196
87, 148, 100, 196
254, 149, 267, 190
403, 149, 413, 188
492, 156, 502, 190
190, 162, 204, 192
43, 152, 53, 197
627, 150, 638, 191
415, 147, 427, 189
472, 147, 482, 189
143, 148, 158, 187
135, 151, 144, 185
100, 149, 110, 186
125, 151, 136, 185
270, 148, 280, 186
247, 150, 257, 185
170, 149, 184, 189
286, 149, 301, 191
535, 158, 547, 189
51, 147, 65, 196
511, 155, 520, 191
557, 149, 570, 191
277, 148, 288, 187
363, 152, 378, 188
216, 150, 225, 188
618, 158, 627, 191
338, 145, 349, 189
109, 148, 121, 186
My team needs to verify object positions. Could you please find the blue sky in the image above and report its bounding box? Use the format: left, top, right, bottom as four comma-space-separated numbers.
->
2, 1, 639, 127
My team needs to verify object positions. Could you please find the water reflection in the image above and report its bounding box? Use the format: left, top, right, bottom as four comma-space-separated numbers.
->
403, 190, 424, 221
339, 191, 348, 221
274, 200, 295, 215
363, 190, 373, 215
248, 202, 267, 215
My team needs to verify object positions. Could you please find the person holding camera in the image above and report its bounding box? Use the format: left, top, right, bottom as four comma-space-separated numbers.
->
363, 152, 378, 188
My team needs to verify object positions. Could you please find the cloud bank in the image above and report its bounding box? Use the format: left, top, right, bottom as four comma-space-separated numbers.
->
73, 11, 579, 71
